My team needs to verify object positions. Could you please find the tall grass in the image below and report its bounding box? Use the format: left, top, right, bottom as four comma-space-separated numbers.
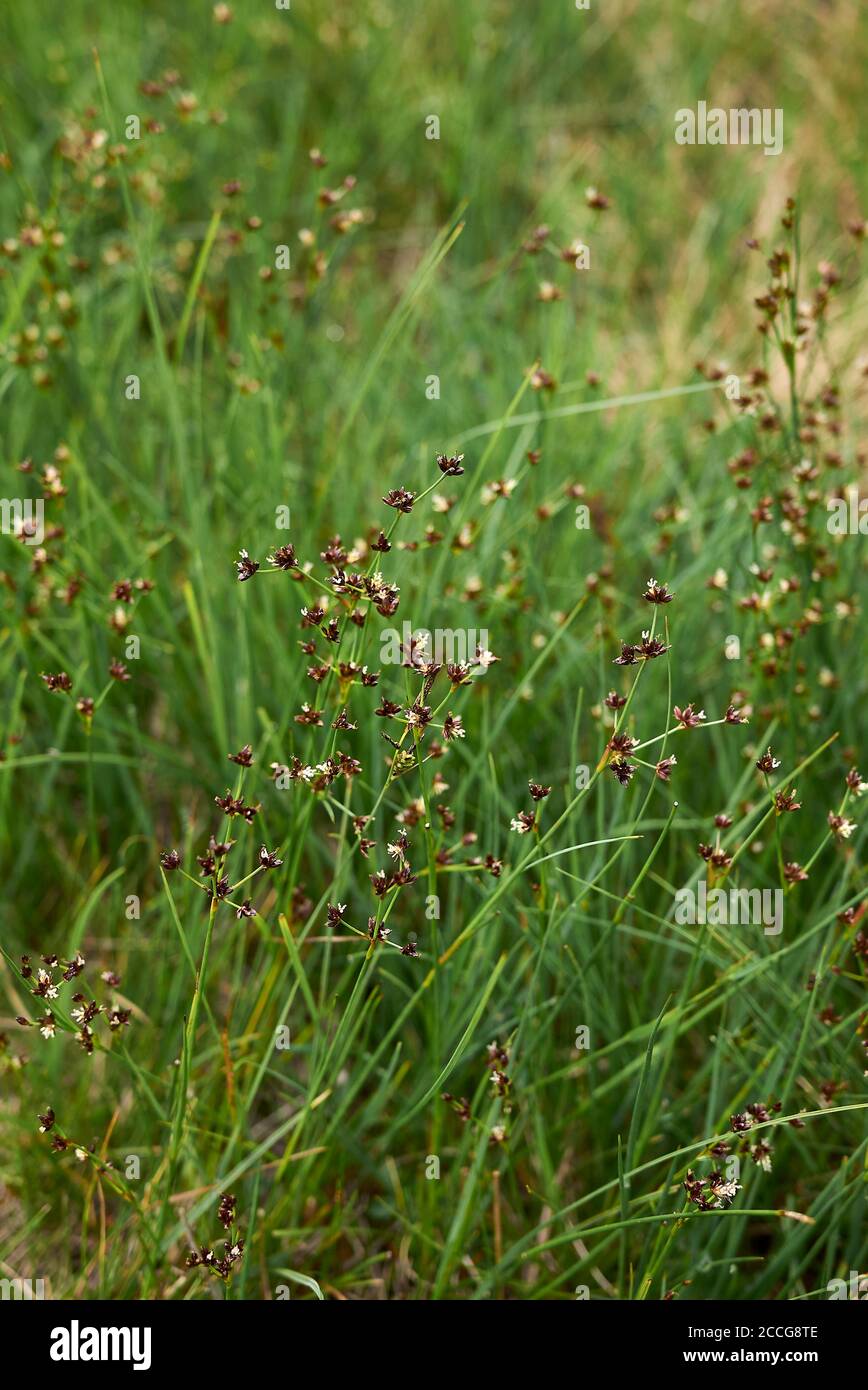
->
0, 0, 865, 1300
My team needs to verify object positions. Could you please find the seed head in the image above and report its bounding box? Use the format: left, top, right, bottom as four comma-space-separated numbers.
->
443, 712, 465, 741
608, 757, 636, 787
608, 732, 639, 755
638, 632, 670, 659
235, 549, 260, 581
436, 453, 465, 476
725, 704, 749, 724
267, 544, 297, 570
258, 846, 283, 870
673, 704, 706, 729
382, 487, 415, 513
828, 812, 856, 839
755, 748, 780, 773
773, 787, 801, 814
217, 1193, 236, 1229
642, 578, 674, 604
40, 671, 72, 693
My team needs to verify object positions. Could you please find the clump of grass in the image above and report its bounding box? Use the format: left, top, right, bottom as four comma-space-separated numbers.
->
0, 0, 865, 1301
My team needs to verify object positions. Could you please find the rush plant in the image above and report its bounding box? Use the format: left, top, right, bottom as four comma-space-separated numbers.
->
0, 0, 865, 1302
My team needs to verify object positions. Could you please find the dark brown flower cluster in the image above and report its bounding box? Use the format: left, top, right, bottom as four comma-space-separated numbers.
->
612, 631, 670, 666
719, 1099, 785, 1173
16, 952, 129, 1054
695, 198, 862, 695
33, 564, 152, 727
226, 450, 508, 960
510, 779, 550, 832
487, 1040, 511, 1100
160, 745, 287, 921
442, 1039, 513, 1145
185, 1192, 245, 1281
683, 1168, 741, 1210
36, 1107, 120, 1171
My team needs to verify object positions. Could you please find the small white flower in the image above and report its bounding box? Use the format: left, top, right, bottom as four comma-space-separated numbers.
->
750, 1142, 774, 1173
711, 1179, 741, 1207
36, 969, 59, 999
